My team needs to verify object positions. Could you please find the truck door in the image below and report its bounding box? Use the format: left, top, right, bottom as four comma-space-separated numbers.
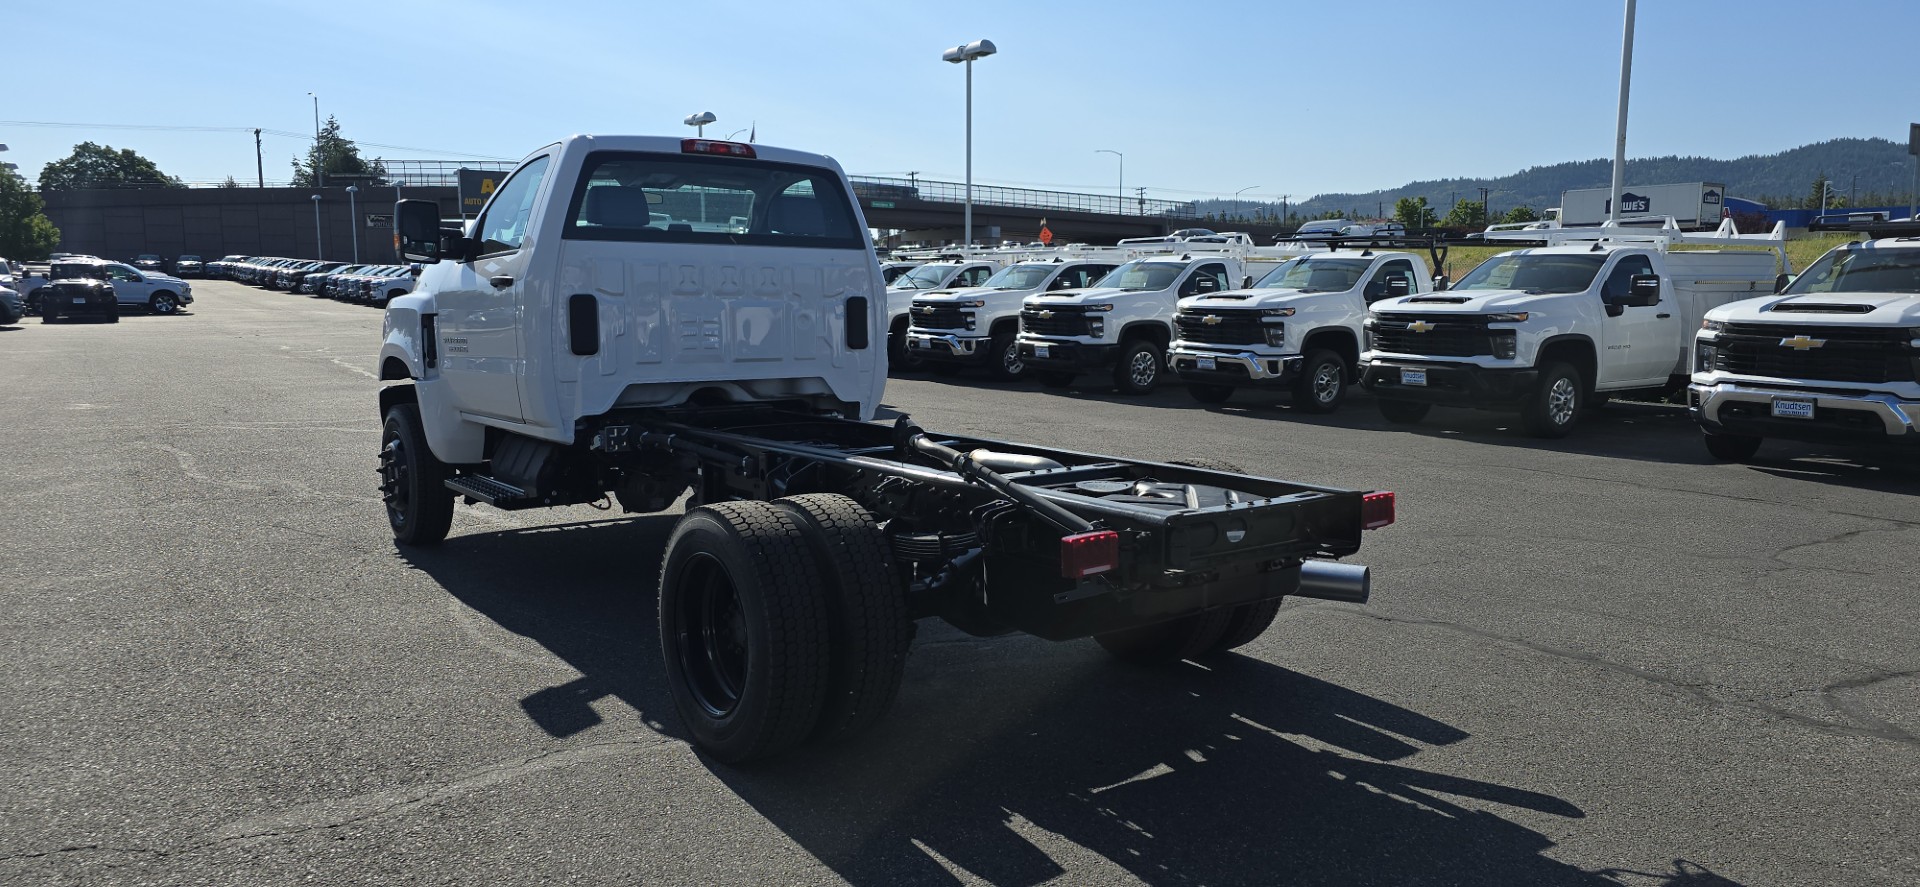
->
1595, 253, 1677, 385
438, 154, 551, 422
106, 264, 151, 305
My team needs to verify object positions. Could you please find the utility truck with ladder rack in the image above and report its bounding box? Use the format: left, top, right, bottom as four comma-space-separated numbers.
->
375, 135, 1395, 762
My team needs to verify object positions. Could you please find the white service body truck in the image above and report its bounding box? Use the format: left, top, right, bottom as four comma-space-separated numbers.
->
1169, 247, 1433, 411
1690, 215, 1920, 460
883, 260, 997, 368
1360, 221, 1784, 437
1558, 182, 1727, 229
903, 257, 1119, 381
374, 134, 1392, 763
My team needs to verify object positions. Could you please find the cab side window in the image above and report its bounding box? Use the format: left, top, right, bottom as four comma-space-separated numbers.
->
109, 266, 141, 282
1181, 263, 1230, 296
1602, 255, 1655, 302
1365, 259, 1416, 303
960, 266, 993, 287
475, 155, 552, 256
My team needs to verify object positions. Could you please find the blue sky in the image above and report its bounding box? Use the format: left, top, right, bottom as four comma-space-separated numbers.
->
6, 0, 1916, 204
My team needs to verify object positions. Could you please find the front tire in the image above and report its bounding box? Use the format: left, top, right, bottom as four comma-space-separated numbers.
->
1186, 383, 1234, 404
1376, 398, 1430, 425
985, 327, 1026, 382
888, 319, 922, 373
1521, 361, 1583, 438
378, 402, 455, 546
149, 292, 181, 315
659, 502, 832, 763
1703, 431, 1762, 462
1112, 339, 1165, 395
1291, 349, 1346, 414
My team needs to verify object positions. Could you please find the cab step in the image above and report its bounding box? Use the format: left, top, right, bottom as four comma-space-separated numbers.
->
444, 474, 535, 508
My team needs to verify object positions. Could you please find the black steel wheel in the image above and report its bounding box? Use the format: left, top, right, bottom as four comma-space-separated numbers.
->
659, 502, 832, 763
378, 402, 455, 546
773, 494, 911, 742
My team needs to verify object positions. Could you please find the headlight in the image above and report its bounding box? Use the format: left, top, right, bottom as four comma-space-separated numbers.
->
1264, 323, 1286, 348
1259, 307, 1296, 317
958, 299, 986, 308
1082, 303, 1115, 313
1701, 319, 1726, 333
1485, 312, 1529, 323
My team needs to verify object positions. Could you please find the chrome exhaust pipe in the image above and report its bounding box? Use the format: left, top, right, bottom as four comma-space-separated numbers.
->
1294, 561, 1370, 604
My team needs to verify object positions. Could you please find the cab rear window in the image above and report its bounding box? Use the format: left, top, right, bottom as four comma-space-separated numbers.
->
562, 152, 865, 250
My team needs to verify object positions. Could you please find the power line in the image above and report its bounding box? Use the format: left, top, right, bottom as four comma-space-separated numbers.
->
0, 119, 515, 160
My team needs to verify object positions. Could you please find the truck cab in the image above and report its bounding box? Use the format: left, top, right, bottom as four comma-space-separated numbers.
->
1690, 215, 1920, 460
1017, 254, 1244, 394
1171, 249, 1431, 412
884, 260, 997, 369
904, 258, 1117, 381
1361, 221, 1783, 437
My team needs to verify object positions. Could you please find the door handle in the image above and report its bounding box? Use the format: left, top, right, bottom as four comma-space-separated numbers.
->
1656, 313, 1671, 319
489, 275, 514, 289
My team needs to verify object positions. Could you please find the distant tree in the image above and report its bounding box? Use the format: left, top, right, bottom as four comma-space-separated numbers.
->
1393, 196, 1437, 229
220, 175, 240, 189
1444, 199, 1488, 229
1805, 173, 1848, 210
1500, 206, 1539, 224
38, 142, 183, 191
0, 169, 62, 260
291, 115, 390, 187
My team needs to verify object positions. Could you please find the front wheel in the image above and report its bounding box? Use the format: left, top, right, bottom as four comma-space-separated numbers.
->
986, 328, 1026, 382
149, 292, 181, 315
1521, 361, 1583, 438
1703, 431, 1762, 462
1376, 398, 1430, 425
1291, 349, 1346, 414
1112, 339, 1165, 395
378, 402, 455, 546
888, 319, 922, 373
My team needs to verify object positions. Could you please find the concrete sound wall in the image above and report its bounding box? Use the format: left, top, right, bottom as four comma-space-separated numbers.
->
39, 186, 460, 264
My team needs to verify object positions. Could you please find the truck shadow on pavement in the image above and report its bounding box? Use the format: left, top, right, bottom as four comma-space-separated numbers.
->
400, 516, 1742, 886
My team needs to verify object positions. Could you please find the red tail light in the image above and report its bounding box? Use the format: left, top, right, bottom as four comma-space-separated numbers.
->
1060, 530, 1120, 579
1362, 491, 1395, 530
682, 139, 756, 158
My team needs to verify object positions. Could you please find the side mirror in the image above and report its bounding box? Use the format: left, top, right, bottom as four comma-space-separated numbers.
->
1385, 276, 1412, 298
1626, 273, 1661, 307
1773, 273, 1794, 294
1242, 276, 1254, 289
396, 199, 446, 263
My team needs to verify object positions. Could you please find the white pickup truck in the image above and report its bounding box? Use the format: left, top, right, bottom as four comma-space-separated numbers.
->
24, 257, 195, 315
1690, 214, 1920, 460
904, 257, 1118, 381
375, 134, 1393, 763
1017, 254, 1254, 394
1360, 221, 1783, 437
1170, 247, 1432, 412
883, 260, 998, 369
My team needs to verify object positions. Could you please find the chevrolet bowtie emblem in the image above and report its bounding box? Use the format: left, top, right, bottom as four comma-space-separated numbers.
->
1037, 310, 1054, 320
1780, 335, 1825, 350
1408, 320, 1435, 333
916, 305, 932, 313
1202, 315, 1223, 325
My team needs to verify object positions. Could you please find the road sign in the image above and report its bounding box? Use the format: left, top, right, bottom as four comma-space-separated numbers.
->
869, 200, 895, 209
1909, 122, 1919, 156
365, 213, 392, 229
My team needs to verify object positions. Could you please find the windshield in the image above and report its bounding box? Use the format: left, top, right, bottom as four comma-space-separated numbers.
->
1784, 246, 1920, 295
1452, 254, 1605, 294
51, 263, 107, 280
894, 265, 953, 289
1256, 258, 1370, 292
982, 264, 1057, 290
1095, 261, 1184, 291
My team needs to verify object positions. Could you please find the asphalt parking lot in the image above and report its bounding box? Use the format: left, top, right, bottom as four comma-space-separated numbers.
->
2, 282, 1916, 886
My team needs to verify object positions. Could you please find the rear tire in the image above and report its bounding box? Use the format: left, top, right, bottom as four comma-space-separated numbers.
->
1112, 339, 1165, 395
659, 502, 832, 763
378, 402, 455, 546
1291, 349, 1346, 414
1210, 599, 1284, 653
41, 307, 60, 324
1094, 609, 1236, 663
1703, 431, 1762, 463
1377, 398, 1429, 425
1036, 370, 1076, 389
772, 494, 911, 742
1186, 383, 1234, 404
1521, 361, 1583, 438
985, 327, 1026, 382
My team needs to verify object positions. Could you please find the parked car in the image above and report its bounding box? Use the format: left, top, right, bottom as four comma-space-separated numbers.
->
0, 284, 22, 325
47, 258, 195, 315
174, 255, 206, 277
40, 279, 119, 323
133, 254, 167, 272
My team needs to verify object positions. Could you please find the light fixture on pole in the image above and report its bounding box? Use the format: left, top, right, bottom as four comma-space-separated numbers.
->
942, 38, 997, 246
1095, 149, 1123, 209
345, 186, 360, 263
311, 194, 323, 260
1234, 186, 1259, 221
683, 111, 716, 137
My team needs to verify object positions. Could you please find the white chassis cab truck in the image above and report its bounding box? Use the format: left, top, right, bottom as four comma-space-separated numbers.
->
904, 257, 1120, 381
1016, 254, 1253, 395
375, 135, 1394, 763
1690, 214, 1920, 460
884, 260, 998, 370
1360, 220, 1784, 437
1169, 241, 1435, 412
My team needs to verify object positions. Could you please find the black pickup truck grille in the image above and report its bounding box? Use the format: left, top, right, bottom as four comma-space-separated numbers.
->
1022, 305, 1091, 337
1370, 316, 1495, 357
911, 302, 971, 330
1175, 310, 1266, 346
1713, 323, 1916, 384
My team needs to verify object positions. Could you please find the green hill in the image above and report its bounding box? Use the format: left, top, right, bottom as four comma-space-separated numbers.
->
1201, 137, 1914, 220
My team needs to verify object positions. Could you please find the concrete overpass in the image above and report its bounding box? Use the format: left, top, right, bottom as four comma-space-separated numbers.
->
851, 176, 1206, 245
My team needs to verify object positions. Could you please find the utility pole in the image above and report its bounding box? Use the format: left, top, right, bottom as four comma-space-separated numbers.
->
1135, 186, 1146, 216
1479, 186, 1491, 225
253, 128, 264, 188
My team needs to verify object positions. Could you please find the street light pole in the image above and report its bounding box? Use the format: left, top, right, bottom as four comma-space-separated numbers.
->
1096, 149, 1123, 210
1234, 186, 1258, 222
1608, 0, 1637, 224
311, 194, 323, 260
346, 186, 360, 263
308, 92, 322, 188
943, 39, 997, 247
